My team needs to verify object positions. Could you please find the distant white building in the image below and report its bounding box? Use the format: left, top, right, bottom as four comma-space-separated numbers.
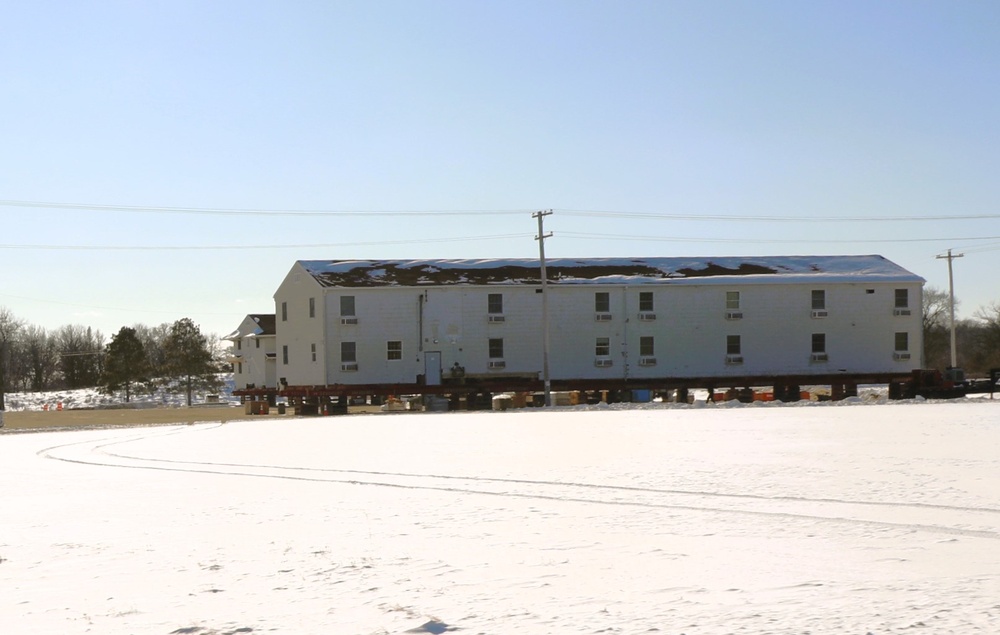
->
267, 256, 924, 393
225, 314, 277, 392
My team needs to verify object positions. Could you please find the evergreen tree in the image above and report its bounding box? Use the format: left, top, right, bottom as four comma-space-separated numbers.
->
163, 318, 219, 406
102, 327, 148, 402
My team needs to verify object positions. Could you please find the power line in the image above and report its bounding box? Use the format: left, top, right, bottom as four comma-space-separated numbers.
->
0, 234, 530, 251
0, 199, 532, 216
3, 199, 999, 222
558, 209, 1000, 222
557, 231, 1000, 245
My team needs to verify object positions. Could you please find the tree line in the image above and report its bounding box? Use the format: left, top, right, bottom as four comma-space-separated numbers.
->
923, 288, 1000, 376
1, 288, 998, 409
0, 308, 226, 410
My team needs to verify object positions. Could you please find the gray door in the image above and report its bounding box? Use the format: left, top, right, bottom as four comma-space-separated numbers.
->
424, 351, 442, 386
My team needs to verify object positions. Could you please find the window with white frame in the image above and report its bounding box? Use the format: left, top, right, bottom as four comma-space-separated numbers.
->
488, 293, 503, 314
387, 340, 402, 360
341, 341, 356, 363
726, 291, 741, 310
894, 332, 909, 352
727, 335, 741, 355
639, 336, 654, 357
595, 292, 610, 313
281, 301, 288, 321
639, 291, 654, 312
811, 290, 826, 310
340, 295, 356, 317
311, 343, 317, 362
488, 338, 504, 359
812, 333, 826, 354
894, 289, 909, 309
595, 337, 611, 357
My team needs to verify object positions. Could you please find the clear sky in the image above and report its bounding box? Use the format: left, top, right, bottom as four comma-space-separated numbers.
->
2, 0, 999, 339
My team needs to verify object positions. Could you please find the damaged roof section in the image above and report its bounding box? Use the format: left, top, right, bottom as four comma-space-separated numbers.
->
297, 256, 923, 288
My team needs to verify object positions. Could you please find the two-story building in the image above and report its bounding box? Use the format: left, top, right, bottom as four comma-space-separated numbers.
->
266, 255, 924, 402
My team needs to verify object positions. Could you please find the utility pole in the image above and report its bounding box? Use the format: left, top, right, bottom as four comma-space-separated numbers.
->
936, 249, 964, 369
534, 210, 553, 407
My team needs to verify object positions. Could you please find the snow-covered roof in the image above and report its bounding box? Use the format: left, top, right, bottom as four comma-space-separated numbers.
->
224, 313, 277, 340
297, 256, 923, 288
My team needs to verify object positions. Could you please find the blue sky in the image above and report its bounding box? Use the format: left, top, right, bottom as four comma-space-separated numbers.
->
2, 0, 999, 338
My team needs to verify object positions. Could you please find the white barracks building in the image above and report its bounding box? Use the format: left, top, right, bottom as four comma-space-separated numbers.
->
245, 255, 923, 396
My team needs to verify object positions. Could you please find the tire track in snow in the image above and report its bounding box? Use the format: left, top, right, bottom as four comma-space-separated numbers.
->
39, 423, 1000, 541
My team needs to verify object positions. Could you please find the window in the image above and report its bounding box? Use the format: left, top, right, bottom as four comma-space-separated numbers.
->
727, 335, 741, 355
311, 343, 317, 362
387, 340, 402, 360
639, 291, 654, 312
812, 333, 826, 354
236, 339, 242, 350
340, 295, 356, 317
596, 337, 611, 357
255, 338, 260, 349
309, 297, 316, 318
895, 289, 909, 308
811, 290, 826, 310
488, 293, 503, 314
595, 292, 610, 313
237, 362, 243, 374
639, 336, 654, 357
488, 338, 504, 359
341, 341, 357, 363
726, 291, 741, 310
282, 345, 288, 365
894, 332, 909, 352
281, 301, 287, 321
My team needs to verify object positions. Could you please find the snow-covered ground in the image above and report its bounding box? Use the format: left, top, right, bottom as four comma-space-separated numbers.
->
3, 376, 238, 412
2, 397, 1000, 634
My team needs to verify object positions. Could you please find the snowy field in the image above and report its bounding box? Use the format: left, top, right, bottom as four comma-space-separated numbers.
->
2, 398, 1000, 634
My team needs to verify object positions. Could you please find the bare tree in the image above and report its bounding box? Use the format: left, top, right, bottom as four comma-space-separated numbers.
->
922, 286, 957, 370
0, 307, 25, 410
972, 302, 1000, 371
12, 325, 60, 392
55, 325, 105, 389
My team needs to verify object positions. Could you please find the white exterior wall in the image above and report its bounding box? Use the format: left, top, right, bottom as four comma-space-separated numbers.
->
311, 279, 922, 385
228, 315, 278, 390
274, 264, 328, 387
321, 286, 547, 385
233, 335, 276, 389
543, 280, 923, 380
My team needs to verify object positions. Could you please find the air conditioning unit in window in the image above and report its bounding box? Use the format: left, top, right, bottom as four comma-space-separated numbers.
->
595, 313, 612, 322
341, 362, 359, 371
341, 317, 359, 325
811, 353, 829, 362
488, 360, 506, 369
488, 315, 505, 323
638, 313, 656, 321
638, 356, 657, 366
893, 308, 912, 317
893, 352, 911, 361
725, 354, 744, 364
725, 311, 743, 320
811, 310, 828, 318
594, 358, 613, 368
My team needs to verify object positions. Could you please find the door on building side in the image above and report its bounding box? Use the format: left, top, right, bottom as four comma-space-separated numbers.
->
424, 351, 442, 386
